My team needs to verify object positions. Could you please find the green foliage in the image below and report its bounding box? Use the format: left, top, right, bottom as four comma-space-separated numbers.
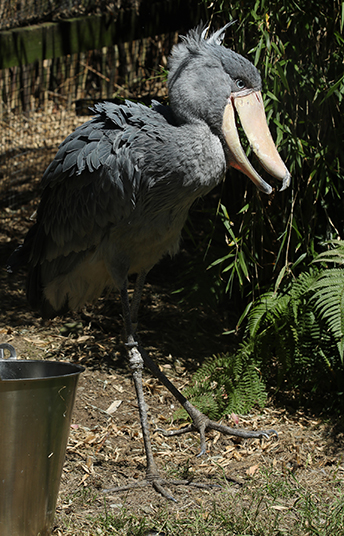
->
182, 241, 344, 416
240, 241, 344, 407
199, 0, 344, 301
174, 350, 267, 421
311, 269, 344, 361
208, 203, 256, 296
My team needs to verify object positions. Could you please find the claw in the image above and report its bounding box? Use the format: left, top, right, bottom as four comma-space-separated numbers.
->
153, 481, 177, 502
196, 446, 207, 457
156, 406, 279, 461
155, 425, 194, 437
197, 423, 207, 456
260, 429, 278, 440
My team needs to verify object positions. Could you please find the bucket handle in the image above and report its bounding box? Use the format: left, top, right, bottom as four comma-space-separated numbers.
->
0, 343, 17, 359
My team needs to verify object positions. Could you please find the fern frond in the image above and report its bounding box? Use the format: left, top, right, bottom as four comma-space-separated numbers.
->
313, 241, 344, 266
310, 268, 344, 362
289, 269, 320, 301
174, 351, 267, 422
247, 291, 288, 338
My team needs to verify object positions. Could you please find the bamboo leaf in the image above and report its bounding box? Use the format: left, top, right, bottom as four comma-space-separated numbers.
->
274, 265, 287, 293
320, 74, 344, 104
275, 62, 290, 91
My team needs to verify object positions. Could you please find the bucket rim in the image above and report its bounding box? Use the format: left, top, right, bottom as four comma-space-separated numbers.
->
0, 359, 85, 382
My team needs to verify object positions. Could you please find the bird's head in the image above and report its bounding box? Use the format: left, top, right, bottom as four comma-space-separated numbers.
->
168, 24, 290, 194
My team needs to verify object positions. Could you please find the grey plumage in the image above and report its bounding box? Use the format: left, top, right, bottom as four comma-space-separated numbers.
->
8, 26, 290, 317
10, 28, 249, 317
30, 98, 224, 317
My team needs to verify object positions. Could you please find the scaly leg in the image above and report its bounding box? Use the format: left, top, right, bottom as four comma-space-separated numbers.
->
129, 274, 277, 452
130, 270, 147, 331
136, 343, 277, 455
105, 279, 216, 500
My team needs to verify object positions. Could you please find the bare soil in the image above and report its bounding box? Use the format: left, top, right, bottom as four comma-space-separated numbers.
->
1, 106, 343, 535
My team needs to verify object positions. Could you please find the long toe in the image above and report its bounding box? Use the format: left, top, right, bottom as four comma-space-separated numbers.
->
209, 420, 278, 440
156, 402, 278, 457
104, 475, 221, 502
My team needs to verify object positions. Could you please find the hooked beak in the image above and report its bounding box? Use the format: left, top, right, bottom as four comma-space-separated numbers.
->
222, 90, 291, 194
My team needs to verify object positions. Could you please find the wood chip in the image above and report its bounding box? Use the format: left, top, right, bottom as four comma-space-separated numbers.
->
246, 464, 260, 476
106, 399, 123, 414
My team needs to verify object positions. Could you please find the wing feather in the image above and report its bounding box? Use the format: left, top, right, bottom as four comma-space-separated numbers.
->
9, 100, 179, 315
30, 101, 172, 265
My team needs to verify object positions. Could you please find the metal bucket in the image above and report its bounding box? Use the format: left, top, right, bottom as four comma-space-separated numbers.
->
0, 343, 84, 536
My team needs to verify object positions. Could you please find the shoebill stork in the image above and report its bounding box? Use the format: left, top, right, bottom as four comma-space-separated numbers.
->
7, 24, 290, 500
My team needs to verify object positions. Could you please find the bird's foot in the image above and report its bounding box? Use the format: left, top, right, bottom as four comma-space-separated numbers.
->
104, 471, 221, 502
157, 400, 278, 456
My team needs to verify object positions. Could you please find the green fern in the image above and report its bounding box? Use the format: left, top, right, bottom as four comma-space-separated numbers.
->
174, 351, 267, 422
310, 269, 344, 362
311, 240, 344, 362
243, 247, 344, 404
312, 240, 344, 266
178, 243, 344, 420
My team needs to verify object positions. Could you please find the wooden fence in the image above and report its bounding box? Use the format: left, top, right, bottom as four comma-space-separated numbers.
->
0, 1, 207, 116
0, 34, 177, 116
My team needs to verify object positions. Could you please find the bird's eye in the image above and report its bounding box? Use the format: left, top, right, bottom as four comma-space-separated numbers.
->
236, 79, 245, 89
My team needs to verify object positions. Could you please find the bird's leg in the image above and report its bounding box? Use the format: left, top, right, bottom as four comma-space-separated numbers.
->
107, 280, 274, 500
136, 344, 278, 455
129, 270, 147, 334
105, 281, 214, 500
119, 282, 161, 482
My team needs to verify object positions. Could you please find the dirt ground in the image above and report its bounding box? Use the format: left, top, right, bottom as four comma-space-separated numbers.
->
1, 107, 343, 534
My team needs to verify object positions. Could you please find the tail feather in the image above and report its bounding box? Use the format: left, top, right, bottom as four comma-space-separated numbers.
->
43, 256, 112, 316
8, 219, 114, 318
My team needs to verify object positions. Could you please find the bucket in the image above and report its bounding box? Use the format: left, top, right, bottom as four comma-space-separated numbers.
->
0, 343, 84, 536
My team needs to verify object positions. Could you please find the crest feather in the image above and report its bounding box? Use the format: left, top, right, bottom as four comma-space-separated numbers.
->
201, 22, 235, 45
